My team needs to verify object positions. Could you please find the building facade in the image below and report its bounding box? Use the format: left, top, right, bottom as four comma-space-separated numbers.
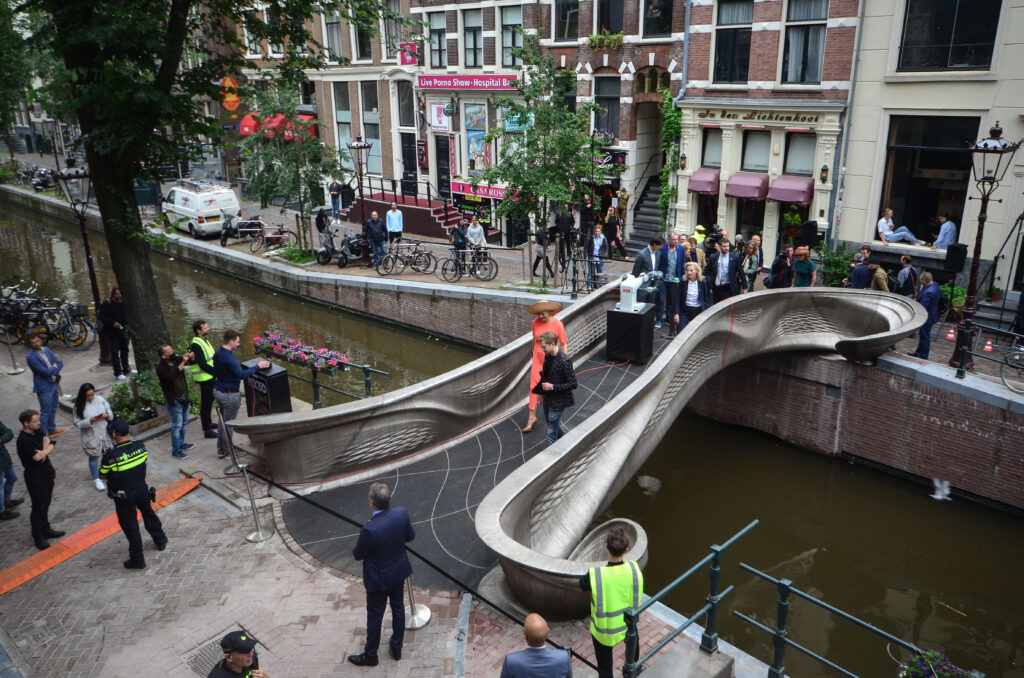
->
838, 0, 1024, 292
673, 0, 859, 258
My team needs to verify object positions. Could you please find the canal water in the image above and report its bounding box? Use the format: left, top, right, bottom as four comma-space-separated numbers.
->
5, 212, 1022, 677
0, 215, 484, 404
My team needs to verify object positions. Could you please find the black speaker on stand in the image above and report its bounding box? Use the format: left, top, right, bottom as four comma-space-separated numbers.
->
606, 303, 656, 364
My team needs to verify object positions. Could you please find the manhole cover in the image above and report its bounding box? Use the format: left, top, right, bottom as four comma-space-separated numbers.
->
10, 620, 57, 648
183, 630, 234, 677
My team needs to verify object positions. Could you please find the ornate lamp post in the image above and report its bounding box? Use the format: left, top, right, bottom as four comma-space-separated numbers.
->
347, 136, 373, 266
53, 167, 110, 364
949, 122, 1021, 369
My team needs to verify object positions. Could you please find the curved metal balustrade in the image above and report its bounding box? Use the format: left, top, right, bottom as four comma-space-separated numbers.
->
474, 289, 926, 619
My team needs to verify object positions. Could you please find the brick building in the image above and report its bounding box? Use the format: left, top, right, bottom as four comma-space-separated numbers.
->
673, 0, 859, 257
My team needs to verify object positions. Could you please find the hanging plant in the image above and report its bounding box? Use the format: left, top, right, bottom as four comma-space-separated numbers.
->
657, 87, 682, 226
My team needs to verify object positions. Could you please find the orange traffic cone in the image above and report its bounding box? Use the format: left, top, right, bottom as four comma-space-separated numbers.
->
982, 338, 994, 352
945, 326, 956, 340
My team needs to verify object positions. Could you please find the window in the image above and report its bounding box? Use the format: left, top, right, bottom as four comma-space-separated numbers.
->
361, 81, 381, 174
554, 0, 578, 42
702, 128, 722, 168
502, 6, 523, 67
244, 10, 261, 56
383, 0, 402, 59
714, 0, 752, 83
324, 11, 342, 60
266, 8, 284, 56
596, 0, 622, 35
464, 9, 483, 68
429, 13, 447, 68
782, 0, 827, 84
741, 131, 770, 172
898, 0, 1001, 71
397, 81, 414, 127
593, 78, 620, 138
334, 83, 353, 170
643, 0, 673, 38
353, 23, 373, 61
300, 81, 316, 107
784, 133, 816, 174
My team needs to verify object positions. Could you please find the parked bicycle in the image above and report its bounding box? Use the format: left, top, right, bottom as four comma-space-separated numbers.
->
376, 238, 438, 276
0, 281, 97, 351
219, 213, 266, 247
437, 246, 497, 283
250, 222, 296, 253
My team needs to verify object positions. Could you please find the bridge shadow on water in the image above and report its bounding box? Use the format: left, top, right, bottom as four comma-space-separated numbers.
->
281, 335, 672, 590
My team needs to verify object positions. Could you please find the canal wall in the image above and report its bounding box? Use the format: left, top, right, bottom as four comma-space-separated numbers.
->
687, 352, 1024, 512
0, 185, 550, 349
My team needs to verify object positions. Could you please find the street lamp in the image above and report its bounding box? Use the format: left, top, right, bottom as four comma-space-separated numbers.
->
53, 167, 110, 364
347, 136, 373, 266
949, 121, 1021, 370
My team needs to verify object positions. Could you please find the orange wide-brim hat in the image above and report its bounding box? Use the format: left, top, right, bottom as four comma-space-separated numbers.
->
527, 300, 563, 315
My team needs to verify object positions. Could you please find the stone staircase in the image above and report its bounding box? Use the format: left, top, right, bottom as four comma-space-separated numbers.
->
974, 290, 1021, 333
625, 177, 664, 253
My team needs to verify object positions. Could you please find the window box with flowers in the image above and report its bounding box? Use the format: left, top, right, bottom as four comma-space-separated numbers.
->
587, 31, 624, 51
253, 332, 351, 375
898, 649, 978, 678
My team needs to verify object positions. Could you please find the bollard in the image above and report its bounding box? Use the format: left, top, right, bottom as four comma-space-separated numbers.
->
215, 404, 241, 476
622, 609, 641, 678
310, 368, 323, 409
700, 544, 723, 653
363, 365, 372, 397
238, 462, 275, 543
956, 319, 973, 380
5, 332, 25, 375
405, 577, 432, 630
768, 578, 792, 678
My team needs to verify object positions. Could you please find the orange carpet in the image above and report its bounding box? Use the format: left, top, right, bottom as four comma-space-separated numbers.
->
0, 476, 201, 596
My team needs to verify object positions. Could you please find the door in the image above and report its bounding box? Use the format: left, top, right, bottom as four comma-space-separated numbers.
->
400, 133, 418, 199
435, 135, 451, 199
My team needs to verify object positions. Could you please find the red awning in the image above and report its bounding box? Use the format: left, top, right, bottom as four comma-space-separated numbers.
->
687, 168, 720, 195
239, 113, 260, 136
767, 175, 814, 206
238, 113, 317, 139
724, 172, 770, 200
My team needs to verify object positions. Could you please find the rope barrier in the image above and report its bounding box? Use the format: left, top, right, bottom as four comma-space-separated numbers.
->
243, 467, 598, 670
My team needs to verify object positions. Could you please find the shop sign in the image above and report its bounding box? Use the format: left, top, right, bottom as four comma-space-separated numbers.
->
220, 77, 240, 112
695, 109, 820, 124
417, 75, 518, 90
452, 180, 505, 199
398, 43, 417, 65
502, 111, 533, 132
429, 103, 450, 132
593, 150, 628, 171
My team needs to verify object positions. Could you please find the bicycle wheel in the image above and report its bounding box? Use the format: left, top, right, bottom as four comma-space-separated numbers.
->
440, 258, 463, 283
377, 253, 398, 276
1000, 352, 1024, 394
316, 250, 332, 266
474, 257, 498, 281
250, 234, 265, 253
17, 317, 50, 344
411, 251, 436, 274
63, 319, 97, 351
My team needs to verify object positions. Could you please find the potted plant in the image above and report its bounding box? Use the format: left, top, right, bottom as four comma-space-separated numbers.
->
783, 205, 803, 246
898, 649, 973, 677
986, 284, 1002, 302
587, 31, 624, 50
106, 372, 169, 434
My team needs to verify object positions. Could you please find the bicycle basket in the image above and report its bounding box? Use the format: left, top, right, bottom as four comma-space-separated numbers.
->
69, 305, 90, 318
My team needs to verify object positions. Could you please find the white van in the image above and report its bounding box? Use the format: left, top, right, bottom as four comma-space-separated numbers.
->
162, 180, 241, 237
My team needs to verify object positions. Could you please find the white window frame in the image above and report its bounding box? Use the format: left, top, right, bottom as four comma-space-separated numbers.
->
552, 0, 579, 43
382, 0, 402, 62
712, 0, 754, 86
428, 12, 447, 69
266, 8, 284, 58
395, 80, 416, 129
783, 132, 817, 175
592, 0, 622, 36
777, 0, 828, 86
323, 10, 343, 63
592, 76, 621, 139
243, 10, 262, 58
501, 6, 523, 68
351, 22, 374, 63
359, 80, 383, 176
333, 81, 354, 171
463, 9, 483, 69
640, 0, 672, 39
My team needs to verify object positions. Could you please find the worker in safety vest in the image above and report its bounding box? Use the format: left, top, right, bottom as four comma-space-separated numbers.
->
189, 320, 219, 440
579, 527, 643, 678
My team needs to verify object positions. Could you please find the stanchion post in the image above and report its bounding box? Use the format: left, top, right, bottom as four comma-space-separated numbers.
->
363, 365, 372, 397
700, 544, 723, 653
622, 609, 641, 678
405, 578, 432, 630
311, 368, 323, 409
5, 332, 25, 375
238, 462, 274, 543
956, 319, 972, 380
768, 578, 792, 678
215, 404, 241, 476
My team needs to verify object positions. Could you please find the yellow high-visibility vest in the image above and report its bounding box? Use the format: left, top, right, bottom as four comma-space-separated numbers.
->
588, 560, 643, 647
189, 335, 215, 382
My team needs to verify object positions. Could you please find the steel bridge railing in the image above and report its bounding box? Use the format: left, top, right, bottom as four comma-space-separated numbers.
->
955, 319, 1024, 394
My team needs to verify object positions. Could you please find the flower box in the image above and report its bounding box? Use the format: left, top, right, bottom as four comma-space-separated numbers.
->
252, 331, 352, 373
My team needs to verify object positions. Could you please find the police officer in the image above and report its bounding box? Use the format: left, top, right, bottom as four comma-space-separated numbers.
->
99, 419, 167, 569
208, 630, 270, 678
579, 527, 644, 678
189, 320, 219, 439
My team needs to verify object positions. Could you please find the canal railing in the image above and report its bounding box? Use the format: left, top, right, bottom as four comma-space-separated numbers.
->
622, 520, 759, 678
954, 318, 1024, 393
732, 562, 986, 678
253, 345, 390, 408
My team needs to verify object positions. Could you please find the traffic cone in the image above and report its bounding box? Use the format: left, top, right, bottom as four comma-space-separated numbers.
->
945, 325, 956, 340
982, 338, 994, 352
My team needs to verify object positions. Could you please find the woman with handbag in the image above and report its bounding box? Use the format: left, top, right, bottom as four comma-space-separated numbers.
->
73, 383, 113, 491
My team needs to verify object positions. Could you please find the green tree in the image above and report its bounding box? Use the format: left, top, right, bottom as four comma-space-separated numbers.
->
0, 2, 46, 161
11, 0, 404, 369
480, 33, 622, 268
657, 87, 682, 226
238, 81, 345, 255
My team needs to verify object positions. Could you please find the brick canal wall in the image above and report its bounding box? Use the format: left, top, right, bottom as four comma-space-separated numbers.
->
687, 352, 1024, 512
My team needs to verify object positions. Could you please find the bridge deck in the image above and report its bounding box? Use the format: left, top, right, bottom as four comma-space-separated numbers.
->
281, 336, 671, 590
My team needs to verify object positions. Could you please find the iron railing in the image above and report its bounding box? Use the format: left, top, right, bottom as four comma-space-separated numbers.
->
954, 318, 1024, 393
622, 520, 758, 678
253, 346, 390, 408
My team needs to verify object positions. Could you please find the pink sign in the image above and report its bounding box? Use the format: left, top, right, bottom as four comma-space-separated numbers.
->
428, 103, 450, 132
417, 75, 518, 90
399, 43, 417, 65
452, 180, 506, 199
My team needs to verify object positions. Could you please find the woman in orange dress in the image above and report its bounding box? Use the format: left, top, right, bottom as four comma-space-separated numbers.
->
523, 300, 568, 432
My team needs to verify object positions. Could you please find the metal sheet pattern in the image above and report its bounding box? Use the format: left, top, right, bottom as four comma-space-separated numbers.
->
474, 288, 926, 618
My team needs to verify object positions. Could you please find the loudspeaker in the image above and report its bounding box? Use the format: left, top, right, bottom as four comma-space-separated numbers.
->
242, 359, 293, 416
945, 243, 967, 272
606, 303, 655, 364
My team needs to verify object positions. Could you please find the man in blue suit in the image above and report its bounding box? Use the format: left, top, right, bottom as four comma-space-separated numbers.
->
348, 482, 415, 667
500, 613, 572, 678
25, 333, 66, 436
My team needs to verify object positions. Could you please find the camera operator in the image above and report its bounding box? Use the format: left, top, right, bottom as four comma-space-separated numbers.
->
155, 344, 195, 461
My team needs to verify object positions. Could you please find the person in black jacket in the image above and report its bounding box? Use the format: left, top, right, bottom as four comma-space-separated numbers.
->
363, 210, 387, 267
533, 331, 577, 445
704, 240, 746, 303
554, 204, 576, 270
97, 287, 134, 380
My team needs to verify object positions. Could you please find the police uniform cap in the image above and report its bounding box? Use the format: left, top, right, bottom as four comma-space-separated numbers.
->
220, 630, 257, 653
108, 418, 131, 437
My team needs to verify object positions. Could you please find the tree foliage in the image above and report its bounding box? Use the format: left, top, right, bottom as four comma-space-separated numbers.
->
480, 33, 621, 232
0, 1, 48, 158
657, 87, 682, 226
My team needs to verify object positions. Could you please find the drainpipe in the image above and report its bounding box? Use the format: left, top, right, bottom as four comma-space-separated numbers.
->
669, 0, 692, 233
826, 0, 868, 249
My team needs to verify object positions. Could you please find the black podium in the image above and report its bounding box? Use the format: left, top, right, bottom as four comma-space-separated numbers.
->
606, 303, 656, 364
242, 359, 292, 416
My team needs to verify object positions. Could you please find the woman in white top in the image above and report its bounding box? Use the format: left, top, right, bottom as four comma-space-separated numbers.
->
674, 261, 712, 331
73, 382, 114, 491
466, 216, 486, 248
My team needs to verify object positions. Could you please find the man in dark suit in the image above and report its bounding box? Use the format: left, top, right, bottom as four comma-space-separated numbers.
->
500, 613, 572, 678
631, 235, 664, 311
348, 482, 415, 667
704, 240, 745, 303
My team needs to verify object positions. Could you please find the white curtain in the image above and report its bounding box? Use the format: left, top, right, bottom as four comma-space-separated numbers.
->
742, 132, 771, 172
788, 0, 828, 21
704, 130, 723, 168
719, 0, 753, 25
785, 25, 825, 83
